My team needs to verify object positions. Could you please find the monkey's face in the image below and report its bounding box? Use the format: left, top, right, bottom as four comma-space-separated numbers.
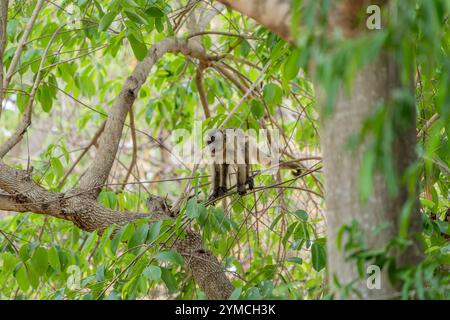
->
205, 129, 224, 148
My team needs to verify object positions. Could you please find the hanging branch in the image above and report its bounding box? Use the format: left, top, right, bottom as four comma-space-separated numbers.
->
57, 121, 106, 190
0, 0, 8, 119
121, 106, 138, 190
0, 25, 64, 159
3, 0, 46, 88
194, 64, 211, 118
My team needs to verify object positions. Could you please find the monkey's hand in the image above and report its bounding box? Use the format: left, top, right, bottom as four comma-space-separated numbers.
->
208, 187, 227, 202
246, 176, 254, 190
237, 185, 247, 195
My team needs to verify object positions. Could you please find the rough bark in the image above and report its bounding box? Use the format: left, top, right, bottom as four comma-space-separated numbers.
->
217, 0, 422, 299
216, 0, 292, 41
0, 34, 232, 299
0, 160, 156, 230
322, 53, 422, 298
0, 159, 233, 299
174, 231, 234, 299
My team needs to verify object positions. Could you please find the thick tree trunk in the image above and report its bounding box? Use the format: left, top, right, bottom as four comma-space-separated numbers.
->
216, 0, 423, 299
321, 52, 422, 298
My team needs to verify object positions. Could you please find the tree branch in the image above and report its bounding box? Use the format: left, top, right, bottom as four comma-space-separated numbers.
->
0, 159, 234, 299
78, 37, 220, 198
194, 64, 211, 118
0, 160, 158, 231
216, 0, 292, 41
3, 0, 46, 88
121, 106, 138, 189
57, 121, 106, 190
0, 24, 64, 158
0, 0, 8, 119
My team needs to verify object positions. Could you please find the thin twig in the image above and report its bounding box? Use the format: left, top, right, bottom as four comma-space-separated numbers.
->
194, 64, 211, 118
186, 31, 260, 40
3, 0, 45, 88
57, 121, 106, 189
0, 24, 65, 158
0, 0, 9, 119
121, 107, 138, 190
219, 61, 271, 129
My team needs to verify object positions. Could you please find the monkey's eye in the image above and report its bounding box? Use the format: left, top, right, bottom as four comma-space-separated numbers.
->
210, 136, 215, 142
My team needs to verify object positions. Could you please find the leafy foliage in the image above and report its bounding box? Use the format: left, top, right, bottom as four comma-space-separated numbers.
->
0, 0, 448, 300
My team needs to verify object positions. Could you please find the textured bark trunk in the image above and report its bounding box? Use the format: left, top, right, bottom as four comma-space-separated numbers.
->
217, 0, 423, 300
321, 52, 422, 299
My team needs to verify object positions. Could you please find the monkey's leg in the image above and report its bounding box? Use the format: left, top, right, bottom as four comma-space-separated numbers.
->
237, 164, 247, 195
219, 163, 228, 195
244, 137, 254, 190
246, 174, 254, 190
208, 163, 222, 201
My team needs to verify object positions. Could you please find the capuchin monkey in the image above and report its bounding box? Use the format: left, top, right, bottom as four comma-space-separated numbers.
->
205, 128, 254, 201
205, 128, 303, 202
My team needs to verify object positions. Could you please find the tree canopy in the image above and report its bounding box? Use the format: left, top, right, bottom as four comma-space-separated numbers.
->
0, 0, 448, 300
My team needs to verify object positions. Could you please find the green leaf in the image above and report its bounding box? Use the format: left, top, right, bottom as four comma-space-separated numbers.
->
263, 83, 282, 107
294, 222, 309, 241
48, 247, 61, 272
440, 244, 450, 255
292, 209, 308, 221
1, 252, 17, 274
311, 242, 326, 272
98, 191, 117, 209
154, 249, 184, 266
128, 224, 149, 250
143, 265, 161, 280
110, 224, 128, 255
420, 198, 435, 209
15, 264, 30, 292
146, 6, 164, 18
147, 220, 162, 243
286, 257, 303, 264
38, 85, 53, 112
123, 0, 139, 7
160, 267, 177, 293
51, 157, 64, 179
240, 40, 250, 57
124, 9, 149, 25
186, 197, 200, 219
283, 48, 301, 81
250, 99, 265, 119
95, 263, 105, 282
155, 18, 164, 33
245, 287, 262, 300
31, 247, 48, 275
99, 11, 118, 31
16, 92, 29, 112
19, 244, 31, 261
75, 75, 95, 97
28, 267, 40, 289
259, 280, 274, 297
228, 287, 242, 300
128, 34, 148, 61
